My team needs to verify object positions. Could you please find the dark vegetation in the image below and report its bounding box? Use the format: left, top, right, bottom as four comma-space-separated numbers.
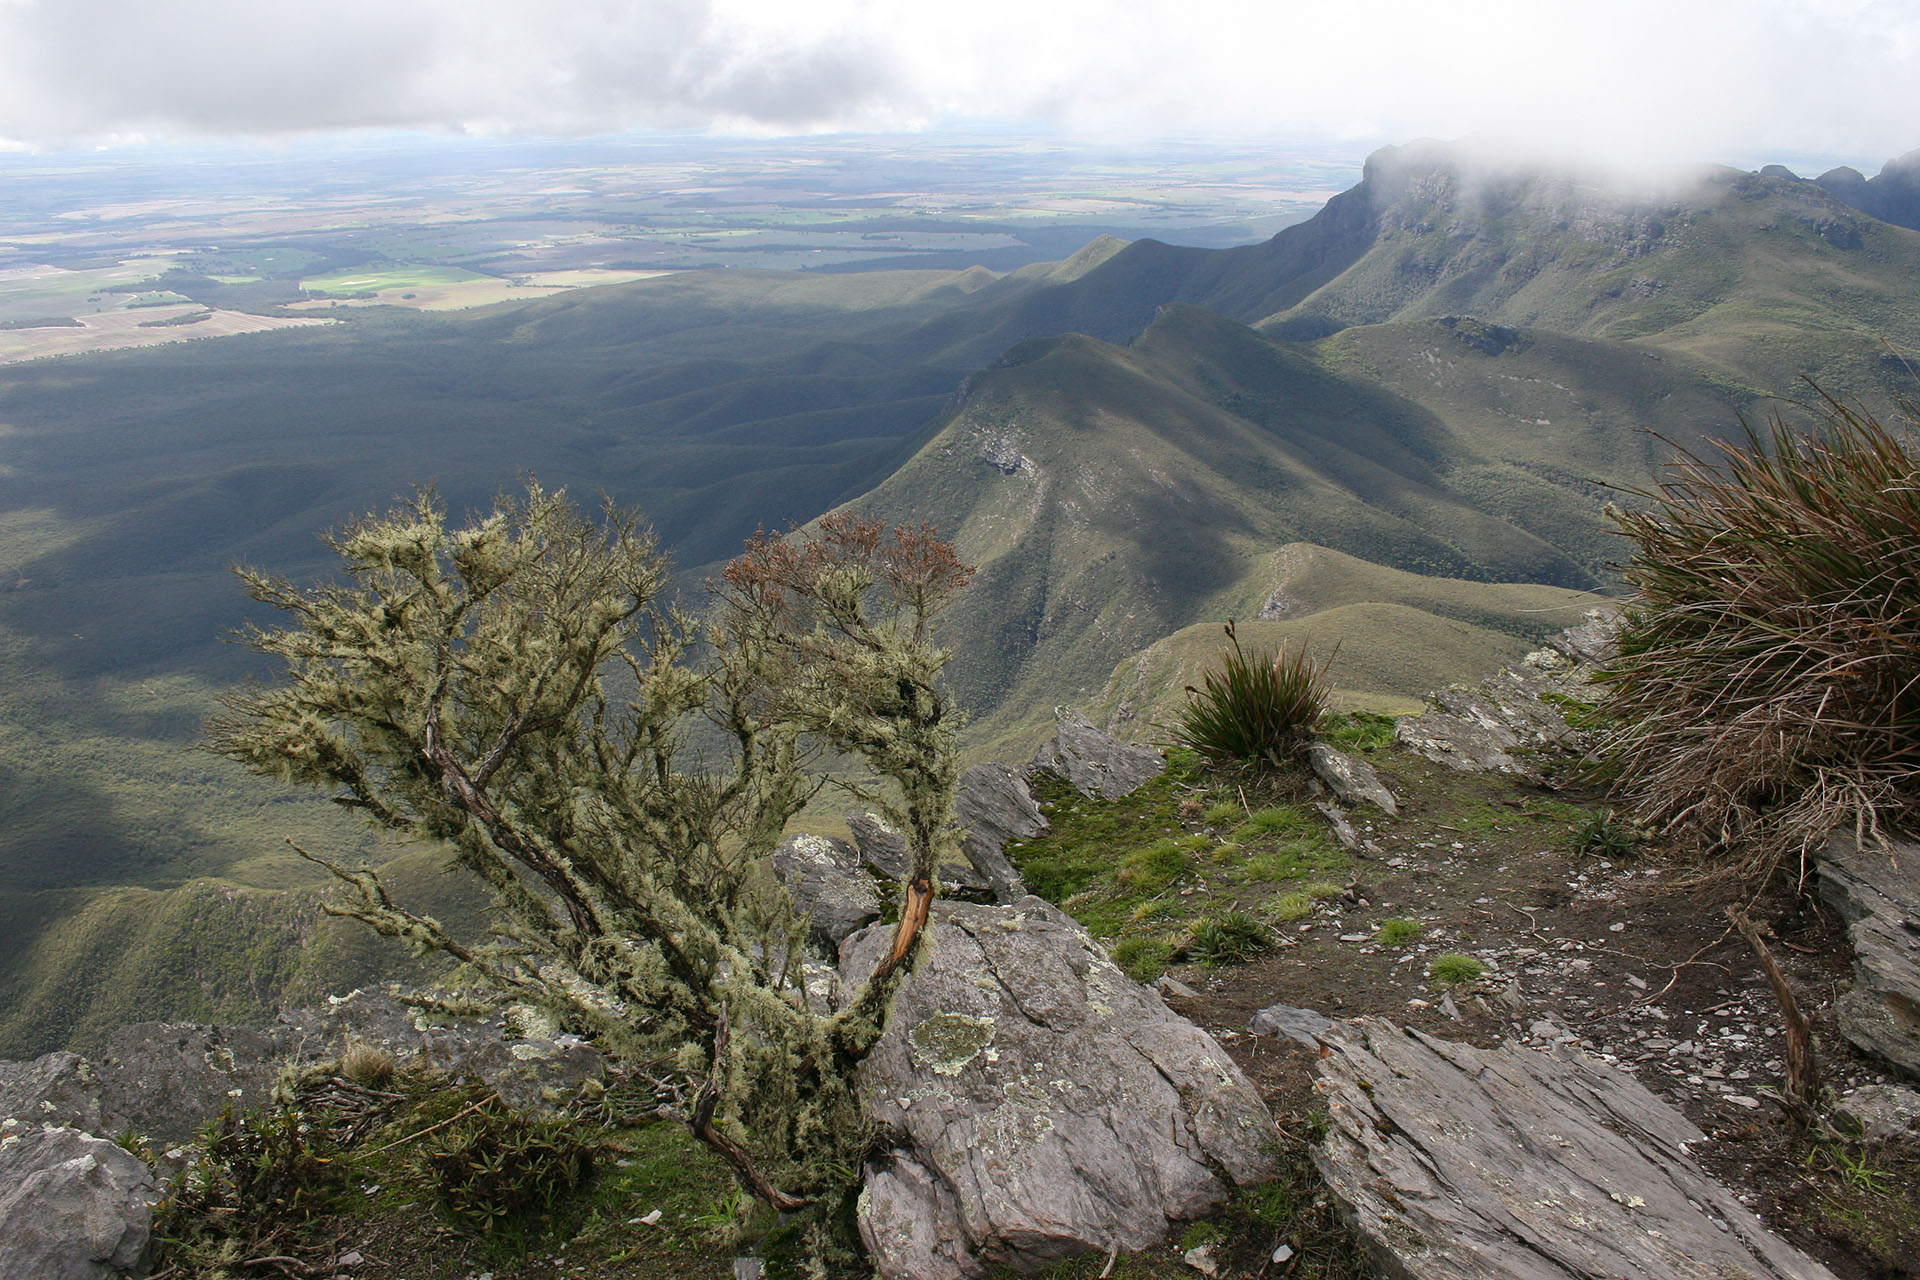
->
1168, 620, 1330, 775
1599, 393, 1920, 880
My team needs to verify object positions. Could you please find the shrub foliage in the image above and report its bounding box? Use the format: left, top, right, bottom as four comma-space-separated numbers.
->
1172, 621, 1330, 775
1599, 395, 1920, 878
207, 486, 971, 1219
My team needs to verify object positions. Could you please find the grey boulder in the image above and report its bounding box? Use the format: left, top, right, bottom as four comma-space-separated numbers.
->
772, 832, 884, 948
0, 1122, 159, 1280
1027, 707, 1165, 799
849, 811, 992, 896
843, 897, 1275, 1280
952, 762, 1041, 902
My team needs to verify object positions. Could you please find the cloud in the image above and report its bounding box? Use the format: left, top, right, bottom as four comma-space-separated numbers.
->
0, 0, 1915, 167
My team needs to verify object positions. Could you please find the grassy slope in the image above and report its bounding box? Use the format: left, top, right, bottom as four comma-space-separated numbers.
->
844, 303, 1720, 758
1091, 543, 1607, 737
0, 845, 491, 1055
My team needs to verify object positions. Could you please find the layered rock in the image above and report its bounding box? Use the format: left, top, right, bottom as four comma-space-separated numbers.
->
1395, 611, 1613, 779
1027, 706, 1166, 799
1313, 1018, 1837, 1280
1816, 834, 1920, 1079
844, 897, 1275, 1280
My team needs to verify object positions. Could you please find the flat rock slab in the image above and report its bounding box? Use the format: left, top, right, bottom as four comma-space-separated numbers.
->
1027, 707, 1165, 799
1313, 1018, 1837, 1280
1307, 742, 1398, 815
844, 897, 1275, 1280
1815, 834, 1920, 1079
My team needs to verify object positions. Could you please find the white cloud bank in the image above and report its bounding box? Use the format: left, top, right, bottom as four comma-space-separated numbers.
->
0, 0, 1915, 167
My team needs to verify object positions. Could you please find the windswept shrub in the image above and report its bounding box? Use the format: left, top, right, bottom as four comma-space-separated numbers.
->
1171, 621, 1330, 775
1599, 395, 1920, 880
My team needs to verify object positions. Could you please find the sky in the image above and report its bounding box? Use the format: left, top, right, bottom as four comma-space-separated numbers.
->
0, 0, 1915, 171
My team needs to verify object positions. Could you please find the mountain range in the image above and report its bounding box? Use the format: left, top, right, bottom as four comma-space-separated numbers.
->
3, 138, 1919, 1056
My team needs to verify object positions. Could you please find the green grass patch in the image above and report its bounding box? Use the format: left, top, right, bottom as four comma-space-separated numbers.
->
1319, 711, 1399, 754
1428, 953, 1486, 986
1271, 892, 1314, 921
1111, 937, 1174, 983
1374, 917, 1422, 946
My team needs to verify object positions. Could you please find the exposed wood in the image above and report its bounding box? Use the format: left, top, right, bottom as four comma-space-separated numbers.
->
688, 1008, 806, 1213
1312, 1017, 1838, 1280
1727, 905, 1819, 1119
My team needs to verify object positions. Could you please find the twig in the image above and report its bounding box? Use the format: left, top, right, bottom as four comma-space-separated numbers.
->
1727, 906, 1819, 1122
360, 1096, 491, 1156
1098, 1243, 1119, 1278
1636, 919, 1738, 1005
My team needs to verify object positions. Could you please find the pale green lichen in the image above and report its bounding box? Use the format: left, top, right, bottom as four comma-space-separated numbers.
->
909, 1011, 996, 1076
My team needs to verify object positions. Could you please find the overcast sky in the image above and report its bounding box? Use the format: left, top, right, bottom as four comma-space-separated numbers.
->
0, 0, 1914, 170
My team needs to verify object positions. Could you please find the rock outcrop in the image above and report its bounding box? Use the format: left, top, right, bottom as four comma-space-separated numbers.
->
850, 810, 992, 897
1395, 611, 1613, 779
952, 762, 1041, 901
1815, 834, 1920, 1079
0, 991, 608, 1147
773, 832, 884, 948
1313, 1018, 1838, 1280
843, 897, 1275, 1280
1027, 706, 1165, 799
0, 1122, 159, 1280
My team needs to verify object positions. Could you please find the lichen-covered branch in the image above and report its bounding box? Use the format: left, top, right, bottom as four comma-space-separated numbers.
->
207, 486, 971, 1222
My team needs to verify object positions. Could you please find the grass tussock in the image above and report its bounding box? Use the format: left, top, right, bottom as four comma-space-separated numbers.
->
1599, 392, 1920, 881
1171, 621, 1330, 775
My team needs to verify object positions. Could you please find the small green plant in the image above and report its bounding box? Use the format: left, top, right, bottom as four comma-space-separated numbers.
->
1573, 809, 1639, 859
1303, 879, 1346, 900
1118, 838, 1190, 892
1271, 891, 1314, 921
1187, 910, 1271, 968
1806, 1141, 1892, 1194
1202, 799, 1244, 826
1171, 620, 1330, 775
158, 1106, 346, 1264
1111, 937, 1175, 983
1428, 953, 1486, 986
418, 1094, 598, 1241
1374, 917, 1421, 946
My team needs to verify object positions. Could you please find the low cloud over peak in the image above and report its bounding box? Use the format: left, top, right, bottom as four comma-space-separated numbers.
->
0, 0, 1914, 167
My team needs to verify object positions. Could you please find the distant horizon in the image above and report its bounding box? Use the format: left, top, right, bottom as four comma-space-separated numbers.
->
0, 125, 1896, 198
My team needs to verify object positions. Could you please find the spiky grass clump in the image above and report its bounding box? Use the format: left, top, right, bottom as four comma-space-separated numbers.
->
1600, 394, 1920, 881
1187, 910, 1272, 968
1172, 621, 1330, 776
